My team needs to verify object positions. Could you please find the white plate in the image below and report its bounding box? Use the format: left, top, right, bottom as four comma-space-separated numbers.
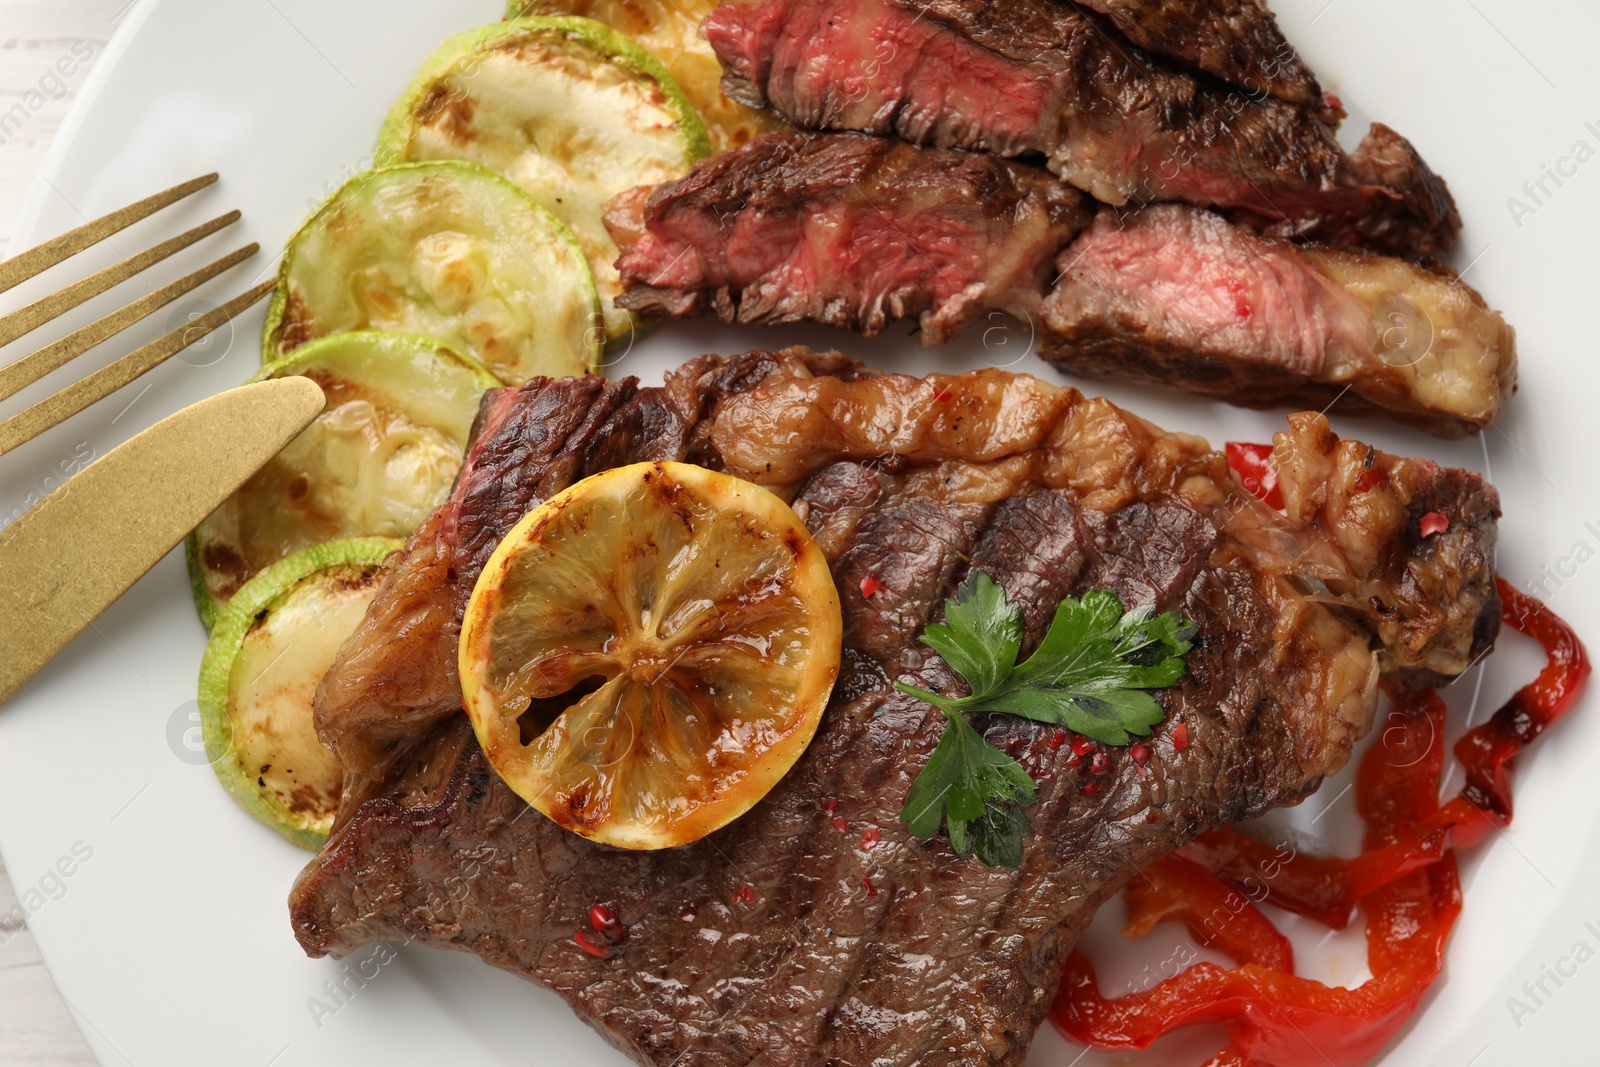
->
1, 1, 1596, 1063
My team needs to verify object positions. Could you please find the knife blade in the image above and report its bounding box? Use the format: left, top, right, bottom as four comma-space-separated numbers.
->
0, 377, 326, 705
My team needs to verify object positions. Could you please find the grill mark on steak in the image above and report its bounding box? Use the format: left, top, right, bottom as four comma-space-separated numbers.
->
610, 132, 1091, 344
294, 351, 1500, 1066
1071, 0, 1327, 113
702, 0, 1458, 256
607, 135, 1514, 436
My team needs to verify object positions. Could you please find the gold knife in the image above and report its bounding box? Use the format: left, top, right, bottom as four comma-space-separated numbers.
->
0, 377, 325, 704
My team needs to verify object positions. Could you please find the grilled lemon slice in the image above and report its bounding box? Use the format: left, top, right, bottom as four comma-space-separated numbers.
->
507, 0, 783, 152
376, 17, 710, 344
187, 330, 496, 628
458, 461, 841, 849
262, 160, 599, 381
198, 538, 400, 849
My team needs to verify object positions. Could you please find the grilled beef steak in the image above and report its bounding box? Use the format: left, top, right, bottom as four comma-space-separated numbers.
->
702, 0, 1458, 256
610, 132, 1093, 343
607, 134, 1515, 435
293, 350, 1499, 1066
1073, 0, 1327, 113
1041, 204, 1517, 436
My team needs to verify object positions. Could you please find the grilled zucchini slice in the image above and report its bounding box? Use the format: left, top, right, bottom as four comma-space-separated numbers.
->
187, 330, 496, 628
198, 538, 401, 849
376, 17, 710, 343
262, 160, 599, 381
507, 0, 783, 153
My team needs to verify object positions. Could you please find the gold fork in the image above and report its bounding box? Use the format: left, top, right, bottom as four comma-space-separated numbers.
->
0, 176, 325, 705
0, 173, 274, 456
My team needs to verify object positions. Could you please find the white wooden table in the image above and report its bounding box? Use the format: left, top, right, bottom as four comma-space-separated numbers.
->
1, 5, 129, 1062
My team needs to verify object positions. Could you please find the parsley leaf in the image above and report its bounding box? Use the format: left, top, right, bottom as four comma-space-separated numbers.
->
962, 796, 1033, 869
989, 590, 1196, 744
916, 572, 1022, 698
901, 707, 1037, 864
896, 573, 1195, 867
899, 580, 1195, 744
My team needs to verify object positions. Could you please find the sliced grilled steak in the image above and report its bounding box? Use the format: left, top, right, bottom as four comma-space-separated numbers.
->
293, 351, 1499, 1066
610, 132, 1092, 343
703, 0, 1459, 256
1072, 0, 1326, 112
606, 135, 1515, 435
1041, 204, 1518, 436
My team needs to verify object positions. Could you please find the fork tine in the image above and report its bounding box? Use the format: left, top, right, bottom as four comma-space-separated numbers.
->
0, 243, 260, 404
0, 209, 243, 351
0, 174, 218, 298
0, 279, 276, 457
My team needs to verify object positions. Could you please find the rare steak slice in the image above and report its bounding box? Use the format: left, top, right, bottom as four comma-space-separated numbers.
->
293, 350, 1500, 1066
1040, 204, 1518, 436
609, 132, 1092, 343
703, 0, 1458, 257
606, 135, 1515, 436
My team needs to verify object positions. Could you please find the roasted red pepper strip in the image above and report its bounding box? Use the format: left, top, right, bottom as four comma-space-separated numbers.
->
1181, 828, 1380, 930
1054, 585, 1588, 1064
1224, 441, 1285, 509
1121, 855, 1293, 972
1053, 689, 1462, 1066
1184, 579, 1591, 926
1054, 869, 1459, 1065
1454, 579, 1591, 826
